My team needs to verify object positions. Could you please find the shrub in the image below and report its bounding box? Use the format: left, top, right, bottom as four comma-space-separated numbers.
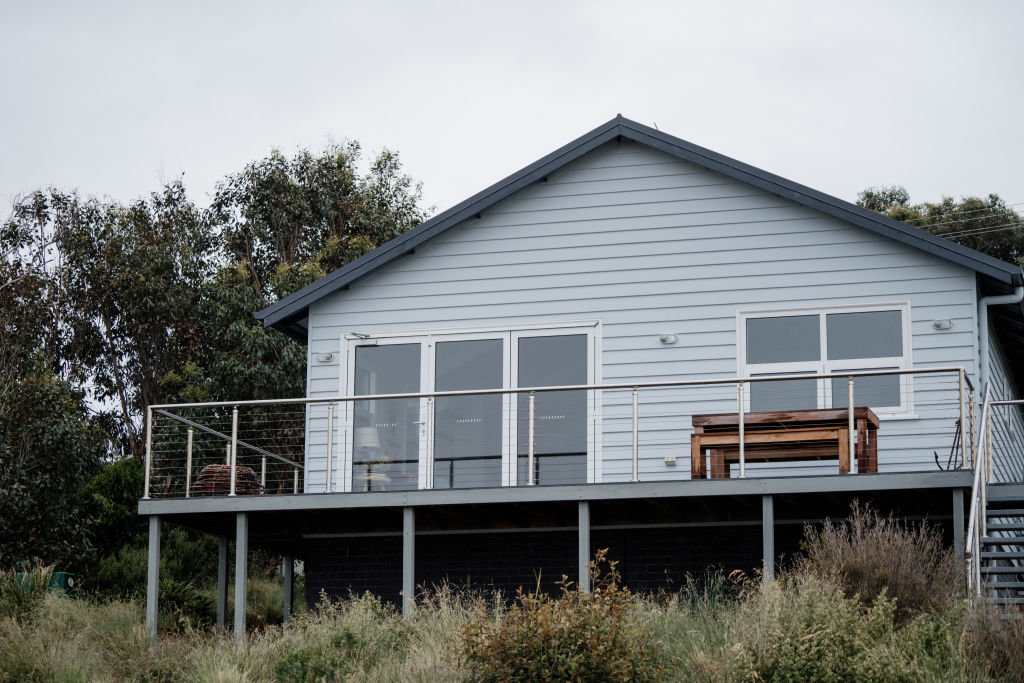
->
723, 574, 913, 682
793, 501, 960, 623
0, 565, 53, 619
960, 601, 1024, 681
459, 549, 664, 682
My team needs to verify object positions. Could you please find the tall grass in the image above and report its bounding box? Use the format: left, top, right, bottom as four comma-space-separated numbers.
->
1, 505, 1022, 681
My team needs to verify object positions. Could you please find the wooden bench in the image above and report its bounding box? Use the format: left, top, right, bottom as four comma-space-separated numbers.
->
690, 408, 879, 479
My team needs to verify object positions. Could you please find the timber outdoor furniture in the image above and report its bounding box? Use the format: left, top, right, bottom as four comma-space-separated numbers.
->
690, 408, 880, 479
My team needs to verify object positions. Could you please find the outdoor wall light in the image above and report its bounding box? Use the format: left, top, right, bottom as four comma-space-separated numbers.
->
932, 319, 954, 330
316, 352, 335, 362
658, 334, 679, 344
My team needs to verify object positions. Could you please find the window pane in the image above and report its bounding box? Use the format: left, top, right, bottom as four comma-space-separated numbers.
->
749, 377, 818, 412
826, 311, 902, 360
352, 344, 420, 492
746, 316, 820, 364
831, 373, 901, 409
434, 339, 503, 489
517, 335, 587, 485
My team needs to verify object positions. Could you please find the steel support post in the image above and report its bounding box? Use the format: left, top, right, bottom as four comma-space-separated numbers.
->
216, 536, 228, 631
185, 427, 193, 497
146, 515, 160, 648
233, 513, 248, 643
952, 488, 965, 562
325, 403, 334, 492
528, 392, 536, 485
848, 377, 855, 473
631, 388, 639, 482
738, 383, 745, 478
229, 407, 239, 496
578, 501, 591, 593
282, 555, 293, 625
402, 507, 415, 617
762, 495, 775, 581
143, 408, 153, 499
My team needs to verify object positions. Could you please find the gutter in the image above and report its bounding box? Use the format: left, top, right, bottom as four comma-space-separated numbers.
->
979, 285, 1024, 393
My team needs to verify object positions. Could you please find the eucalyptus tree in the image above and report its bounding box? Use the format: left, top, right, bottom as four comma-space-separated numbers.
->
859, 186, 1024, 265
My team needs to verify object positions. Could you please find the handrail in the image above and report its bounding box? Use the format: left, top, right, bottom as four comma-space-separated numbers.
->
147, 365, 973, 411
965, 384, 992, 595
154, 409, 304, 470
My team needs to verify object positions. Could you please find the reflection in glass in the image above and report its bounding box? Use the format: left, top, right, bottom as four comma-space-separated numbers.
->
352, 344, 420, 492
826, 311, 902, 360
831, 373, 901, 409
434, 339, 503, 489
746, 315, 819, 364
517, 335, 587, 485
749, 376, 818, 412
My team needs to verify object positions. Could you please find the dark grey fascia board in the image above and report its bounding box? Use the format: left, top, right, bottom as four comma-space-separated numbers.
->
254, 115, 1024, 334
138, 470, 971, 516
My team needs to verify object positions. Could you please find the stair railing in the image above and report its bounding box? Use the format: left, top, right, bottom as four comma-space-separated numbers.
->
966, 384, 992, 596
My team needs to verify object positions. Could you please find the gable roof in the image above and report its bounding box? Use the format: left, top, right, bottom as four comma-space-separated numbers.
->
256, 115, 1024, 340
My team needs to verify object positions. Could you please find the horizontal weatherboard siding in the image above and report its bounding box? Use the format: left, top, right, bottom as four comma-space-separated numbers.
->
301, 140, 978, 490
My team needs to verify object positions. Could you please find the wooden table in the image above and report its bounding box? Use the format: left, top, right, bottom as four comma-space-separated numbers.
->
690, 408, 879, 479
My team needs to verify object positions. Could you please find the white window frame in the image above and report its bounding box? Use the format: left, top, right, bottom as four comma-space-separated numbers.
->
338, 321, 601, 491
736, 302, 914, 417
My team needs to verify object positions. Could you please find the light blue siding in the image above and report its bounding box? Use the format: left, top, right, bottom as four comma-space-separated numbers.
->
988, 321, 1024, 481
302, 140, 978, 490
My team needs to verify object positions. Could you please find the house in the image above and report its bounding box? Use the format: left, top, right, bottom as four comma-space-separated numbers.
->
139, 115, 1024, 643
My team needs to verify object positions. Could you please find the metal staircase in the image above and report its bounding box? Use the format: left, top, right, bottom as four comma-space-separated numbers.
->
980, 501, 1024, 606
967, 390, 1024, 604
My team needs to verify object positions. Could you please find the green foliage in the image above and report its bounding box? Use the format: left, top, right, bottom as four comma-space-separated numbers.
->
859, 185, 1024, 265
211, 143, 426, 300
723, 575, 911, 682
84, 457, 145, 559
460, 549, 664, 682
0, 360, 105, 569
794, 501, 961, 624
0, 565, 54, 619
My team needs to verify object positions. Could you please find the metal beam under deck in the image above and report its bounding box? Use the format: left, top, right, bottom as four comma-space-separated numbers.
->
139, 471, 971, 517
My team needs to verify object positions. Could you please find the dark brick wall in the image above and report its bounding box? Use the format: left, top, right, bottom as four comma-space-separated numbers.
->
305, 535, 404, 606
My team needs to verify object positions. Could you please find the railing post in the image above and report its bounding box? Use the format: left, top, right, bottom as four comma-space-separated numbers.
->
294, 467, 299, 494
143, 407, 153, 499
631, 387, 639, 482
228, 406, 238, 497
185, 427, 193, 498
737, 382, 745, 478
225, 443, 231, 465
426, 396, 435, 489
958, 369, 966, 469
325, 402, 334, 493
969, 391, 976, 469
260, 456, 266, 487
528, 391, 536, 486
848, 377, 855, 474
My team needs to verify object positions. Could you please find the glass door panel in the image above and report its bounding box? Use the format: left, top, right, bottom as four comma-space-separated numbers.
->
433, 339, 504, 489
352, 344, 421, 491
516, 334, 588, 485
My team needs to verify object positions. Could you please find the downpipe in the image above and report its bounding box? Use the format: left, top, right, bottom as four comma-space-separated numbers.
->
978, 285, 1024, 393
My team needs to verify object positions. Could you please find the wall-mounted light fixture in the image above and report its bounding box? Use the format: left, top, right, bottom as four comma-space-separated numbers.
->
932, 319, 953, 330
658, 334, 679, 345
316, 352, 335, 362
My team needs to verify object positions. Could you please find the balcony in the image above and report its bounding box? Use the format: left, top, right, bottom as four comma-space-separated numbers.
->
141, 366, 982, 503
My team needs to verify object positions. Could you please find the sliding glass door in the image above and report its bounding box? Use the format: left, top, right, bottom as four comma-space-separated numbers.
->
350, 341, 425, 492
344, 326, 594, 491
433, 337, 506, 489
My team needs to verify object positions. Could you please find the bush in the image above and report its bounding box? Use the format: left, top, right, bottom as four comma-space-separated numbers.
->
722, 574, 917, 682
459, 549, 664, 682
0, 565, 53, 619
794, 501, 960, 623
960, 601, 1024, 681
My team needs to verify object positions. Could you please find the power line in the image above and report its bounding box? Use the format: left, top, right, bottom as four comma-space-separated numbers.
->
895, 202, 1024, 228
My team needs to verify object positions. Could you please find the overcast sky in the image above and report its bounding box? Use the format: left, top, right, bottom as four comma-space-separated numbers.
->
2, 1, 1022, 218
